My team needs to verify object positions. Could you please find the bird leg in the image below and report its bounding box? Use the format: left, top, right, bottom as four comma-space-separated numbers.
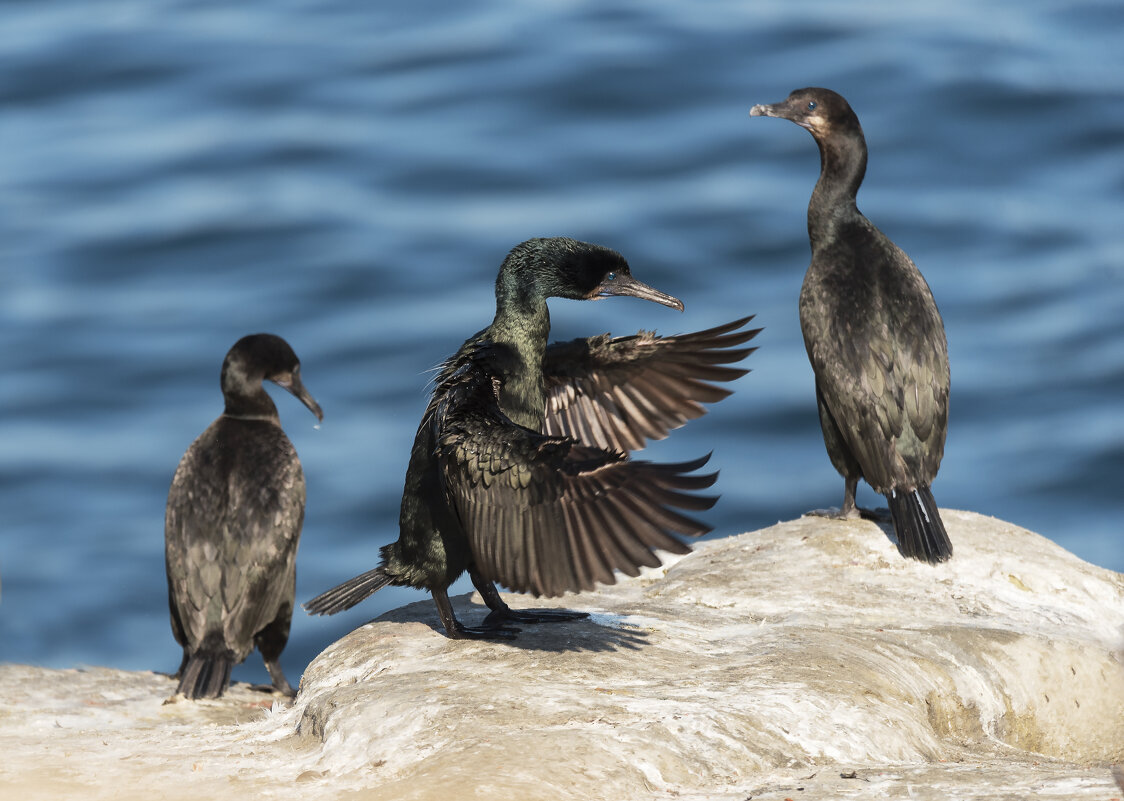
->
807, 475, 890, 522
263, 657, 296, 697
255, 614, 297, 696
432, 587, 520, 640
470, 569, 589, 626
840, 474, 859, 517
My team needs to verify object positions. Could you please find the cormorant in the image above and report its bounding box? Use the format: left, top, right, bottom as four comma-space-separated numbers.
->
306, 237, 759, 638
750, 88, 952, 563
165, 333, 323, 699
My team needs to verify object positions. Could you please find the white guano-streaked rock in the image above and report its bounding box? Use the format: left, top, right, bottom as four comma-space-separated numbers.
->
2, 511, 1122, 800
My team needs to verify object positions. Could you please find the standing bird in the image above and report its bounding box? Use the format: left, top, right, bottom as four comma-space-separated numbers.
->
306, 237, 759, 638
165, 333, 323, 699
750, 88, 952, 563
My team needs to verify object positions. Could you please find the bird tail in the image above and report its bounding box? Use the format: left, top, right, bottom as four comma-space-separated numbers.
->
888, 486, 952, 563
304, 567, 393, 616
176, 652, 234, 699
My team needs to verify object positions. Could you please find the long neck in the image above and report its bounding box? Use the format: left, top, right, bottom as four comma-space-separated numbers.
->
807, 130, 867, 244
221, 368, 280, 423
486, 279, 551, 429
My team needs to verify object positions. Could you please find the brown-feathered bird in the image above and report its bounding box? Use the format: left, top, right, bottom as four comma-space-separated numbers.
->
165, 333, 322, 698
751, 88, 952, 563
306, 237, 759, 637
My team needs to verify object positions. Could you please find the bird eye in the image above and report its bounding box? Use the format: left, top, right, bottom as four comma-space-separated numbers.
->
807, 101, 817, 111
606, 272, 616, 281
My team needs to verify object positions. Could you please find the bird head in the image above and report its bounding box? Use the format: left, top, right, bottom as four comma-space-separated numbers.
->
498, 237, 684, 311
222, 333, 323, 421
750, 87, 859, 139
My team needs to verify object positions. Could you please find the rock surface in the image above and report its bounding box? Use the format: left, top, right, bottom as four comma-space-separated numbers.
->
3, 511, 1123, 800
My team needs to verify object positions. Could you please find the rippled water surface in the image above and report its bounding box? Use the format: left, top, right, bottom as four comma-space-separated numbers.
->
2, 0, 1122, 685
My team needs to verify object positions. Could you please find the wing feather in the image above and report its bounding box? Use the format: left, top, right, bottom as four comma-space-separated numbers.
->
543, 316, 761, 452
436, 365, 717, 598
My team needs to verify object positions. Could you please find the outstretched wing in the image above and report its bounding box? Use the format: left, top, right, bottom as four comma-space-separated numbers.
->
435, 365, 717, 598
542, 316, 760, 452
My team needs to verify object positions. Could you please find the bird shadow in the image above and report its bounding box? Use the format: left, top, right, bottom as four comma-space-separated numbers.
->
807, 504, 911, 559
384, 593, 650, 653
857, 505, 929, 560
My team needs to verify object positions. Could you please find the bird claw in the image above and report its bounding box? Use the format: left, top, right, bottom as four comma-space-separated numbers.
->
805, 506, 859, 520
447, 622, 521, 640
806, 506, 891, 523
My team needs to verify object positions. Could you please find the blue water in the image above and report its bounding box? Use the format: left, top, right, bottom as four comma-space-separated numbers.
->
1, 1, 1121, 689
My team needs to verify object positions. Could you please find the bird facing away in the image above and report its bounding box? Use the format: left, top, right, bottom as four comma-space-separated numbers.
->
165, 333, 323, 699
750, 87, 952, 563
306, 237, 760, 638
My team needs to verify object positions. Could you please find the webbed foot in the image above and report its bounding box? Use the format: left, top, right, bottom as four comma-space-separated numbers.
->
806, 505, 890, 523
483, 607, 589, 627
858, 506, 892, 524
806, 506, 861, 520
432, 587, 521, 640
469, 569, 589, 628
447, 621, 521, 640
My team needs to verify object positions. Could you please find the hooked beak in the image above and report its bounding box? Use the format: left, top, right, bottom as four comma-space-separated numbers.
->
594, 272, 684, 311
750, 100, 815, 132
275, 372, 324, 422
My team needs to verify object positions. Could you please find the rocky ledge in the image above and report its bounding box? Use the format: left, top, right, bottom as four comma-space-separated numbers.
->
2, 510, 1123, 800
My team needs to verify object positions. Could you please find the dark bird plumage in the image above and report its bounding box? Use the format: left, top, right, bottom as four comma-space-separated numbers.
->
165, 333, 323, 699
306, 237, 759, 638
751, 88, 952, 563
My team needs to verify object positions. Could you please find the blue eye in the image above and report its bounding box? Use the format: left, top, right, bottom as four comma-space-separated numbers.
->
807, 101, 817, 111
606, 272, 616, 281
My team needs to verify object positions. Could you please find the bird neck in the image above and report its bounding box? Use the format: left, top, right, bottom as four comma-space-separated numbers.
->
221, 371, 281, 423
807, 131, 867, 243
485, 295, 551, 429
